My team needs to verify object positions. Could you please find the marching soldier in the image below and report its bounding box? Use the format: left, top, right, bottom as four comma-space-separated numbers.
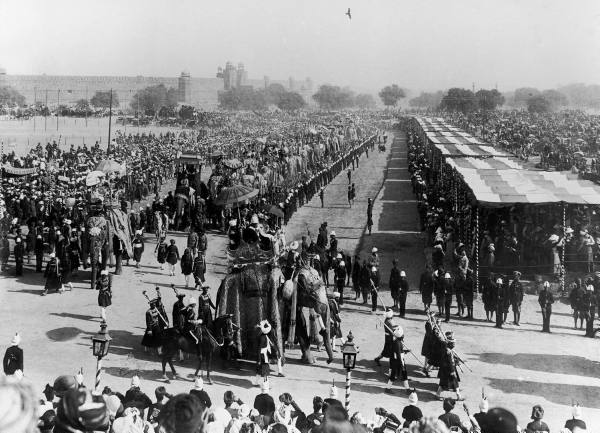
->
41, 252, 61, 296
385, 325, 410, 394
374, 308, 395, 366
389, 260, 401, 311
538, 281, 554, 333
96, 269, 112, 321
256, 319, 283, 389
435, 330, 463, 401
442, 272, 453, 322
509, 271, 524, 326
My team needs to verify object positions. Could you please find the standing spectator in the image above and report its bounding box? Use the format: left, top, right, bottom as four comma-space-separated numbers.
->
539, 281, 554, 333
564, 405, 587, 432
187, 229, 199, 259
0, 232, 9, 272
3, 333, 23, 375
352, 255, 361, 300
401, 391, 423, 428
306, 396, 324, 431
569, 279, 585, 329
165, 239, 180, 277
582, 284, 597, 338
509, 271, 524, 326
123, 375, 153, 414
419, 264, 434, 312
438, 398, 468, 432
14, 237, 24, 276
180, 248, 194, 288
525, 405, 550, 433
147, 386, 170, 428
190, 377, 212, 408
334, 261, 346, 304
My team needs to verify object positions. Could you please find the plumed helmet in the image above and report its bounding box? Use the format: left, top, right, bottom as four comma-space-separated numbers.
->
258, 319, 271, 334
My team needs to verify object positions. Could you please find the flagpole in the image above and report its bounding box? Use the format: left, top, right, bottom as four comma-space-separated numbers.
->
107, 89, 113, 155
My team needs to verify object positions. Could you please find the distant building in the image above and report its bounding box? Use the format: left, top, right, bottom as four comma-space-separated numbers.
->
264, 76, 270, 89
217, 61, 251, 91
178, 72, 191, 103
288, 77, 296, 91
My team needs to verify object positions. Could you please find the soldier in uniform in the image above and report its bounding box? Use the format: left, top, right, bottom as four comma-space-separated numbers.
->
385, 325, 410, 394
538, 281, 554, 333
256, 319, 283, 389
142, 298, 168, 350
389, 260, 401, 311
419, 264, 434, 312
35, 233, 44, 272
172, 291, 187, 333
436, 330, 462, 401
509, 271, 524, 326
198, 285, 216, 328
328, 232, 338, 264
96, 269, 112, 321
374, 308, 395, 366
334, 260, 346, 305
463, 269, 475, 320
183, 297, 202, 345
328, 292, 343, 351
42, 252, 61, 296
132, 230, 144, 268
582, 284, 597, 337
482, 274, 497, 322
495, 277, 507, 328
568, 279, 585, 329
442, 272, 453, 322
14, 237, 25, 276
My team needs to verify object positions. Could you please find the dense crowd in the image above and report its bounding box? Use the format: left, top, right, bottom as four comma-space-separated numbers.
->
0, 369, 591, 433
443, 110, 600, 176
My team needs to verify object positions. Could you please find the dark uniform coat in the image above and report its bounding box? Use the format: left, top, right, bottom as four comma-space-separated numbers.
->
3, 345, 23, 375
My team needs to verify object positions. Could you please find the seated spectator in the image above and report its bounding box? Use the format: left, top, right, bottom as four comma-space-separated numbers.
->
158, 393, 207, 433
526, 405, 549, 433
190, 377, 212, 408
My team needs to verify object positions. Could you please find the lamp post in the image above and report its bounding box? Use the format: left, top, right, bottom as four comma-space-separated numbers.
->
91, 320, 112, 392
341, 331, 358, 410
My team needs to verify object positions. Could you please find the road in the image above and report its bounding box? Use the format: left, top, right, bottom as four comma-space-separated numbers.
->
1, 131, 599, 429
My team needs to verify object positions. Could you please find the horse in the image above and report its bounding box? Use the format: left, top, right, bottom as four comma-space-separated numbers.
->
159, 315, 237, 382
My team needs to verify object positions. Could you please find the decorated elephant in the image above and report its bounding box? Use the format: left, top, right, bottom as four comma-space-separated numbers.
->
85, 200, 133, 288
280, 262, 334, 364
216, 263, 284, 360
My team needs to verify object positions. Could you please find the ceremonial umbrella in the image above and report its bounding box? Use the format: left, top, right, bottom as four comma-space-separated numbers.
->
264, 204, 284, 218
85, 170, 106, 187
96, 159, 122, 173
223, 158, 243, 170
214, 184, 259, 207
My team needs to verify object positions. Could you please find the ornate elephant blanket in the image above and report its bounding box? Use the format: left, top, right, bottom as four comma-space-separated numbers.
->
106, 209, 133, 257
216, 264, 284, 360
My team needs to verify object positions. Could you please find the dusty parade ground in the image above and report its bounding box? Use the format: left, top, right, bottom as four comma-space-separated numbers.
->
1, 131, 599, 428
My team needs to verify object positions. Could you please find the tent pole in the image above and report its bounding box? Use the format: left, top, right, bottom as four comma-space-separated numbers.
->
475, 206, 480, 294
561, 203, 566, 294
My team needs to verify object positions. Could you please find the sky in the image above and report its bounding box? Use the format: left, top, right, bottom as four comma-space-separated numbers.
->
1, 0, 599, 95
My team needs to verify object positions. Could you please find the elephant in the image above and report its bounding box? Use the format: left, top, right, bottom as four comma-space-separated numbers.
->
216, 262, 284, 361
85, 202, 109, 289
85, 202, 133, 287
280, 263, 334, 365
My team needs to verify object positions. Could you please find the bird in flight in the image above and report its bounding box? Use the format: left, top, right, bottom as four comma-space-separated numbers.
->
346, 8, 351, 20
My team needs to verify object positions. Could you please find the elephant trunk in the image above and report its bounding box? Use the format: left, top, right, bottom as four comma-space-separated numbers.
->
319, 308, 334, 364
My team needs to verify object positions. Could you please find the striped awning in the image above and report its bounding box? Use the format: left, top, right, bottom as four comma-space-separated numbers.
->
428, 135, 486, 145
446, 157, 524, 170
434, 143, 510, 157
1, 164, 39, 176
456, 167, 600, 205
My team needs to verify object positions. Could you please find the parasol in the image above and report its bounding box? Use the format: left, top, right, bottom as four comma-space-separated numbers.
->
263, 204, 284, 218
223, 158, 243, 170
96, 159, 122, 173
85, 170, 106, 186
214, 184, 259, 206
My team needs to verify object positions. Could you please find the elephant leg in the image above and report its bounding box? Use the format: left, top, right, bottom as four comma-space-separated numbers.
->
90, 263, 98, 290
296, 311, 315, 364
318, 305, 334, 364
114, 252, 123, 275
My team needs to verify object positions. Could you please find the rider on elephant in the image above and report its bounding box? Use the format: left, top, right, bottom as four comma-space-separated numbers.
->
317, 223, 328, 249
284, 241, 300, 280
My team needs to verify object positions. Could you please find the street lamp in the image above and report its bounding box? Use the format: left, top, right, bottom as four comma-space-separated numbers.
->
91, 320, 112, 392
341, 331, 358, 410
